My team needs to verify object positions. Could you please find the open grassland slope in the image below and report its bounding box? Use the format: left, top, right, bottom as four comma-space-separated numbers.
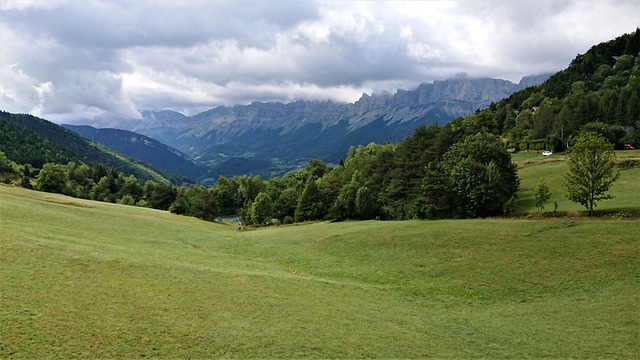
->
1, 185, 638, 358
515, 150, 640, 215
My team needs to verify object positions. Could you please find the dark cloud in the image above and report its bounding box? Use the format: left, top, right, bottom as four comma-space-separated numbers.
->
0, 0, 638, 121
1, 0, 318, 48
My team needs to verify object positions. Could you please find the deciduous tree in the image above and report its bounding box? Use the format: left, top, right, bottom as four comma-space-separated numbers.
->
533, 178, 551, 213
355, 186, 378, 219
440, 132, 519, 218
251, 192, 274, 226
564, 132, 619, 215
0, 150, 13, 172
36, 163, 71, 195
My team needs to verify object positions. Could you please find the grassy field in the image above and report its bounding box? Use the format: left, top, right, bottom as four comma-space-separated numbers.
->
1, 184, 638, 358
514, 150, 640, 215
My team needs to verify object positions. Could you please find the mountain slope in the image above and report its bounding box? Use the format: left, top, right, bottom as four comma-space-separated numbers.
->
455, 28, 640, 152
1, 114, 84, 168
2, 184, 638, 358
88, 110, 193, 148
62, 124, 209, 180
0, 111, 173, 183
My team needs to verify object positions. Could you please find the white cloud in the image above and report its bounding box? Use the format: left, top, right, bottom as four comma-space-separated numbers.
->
0, 0, 638, 122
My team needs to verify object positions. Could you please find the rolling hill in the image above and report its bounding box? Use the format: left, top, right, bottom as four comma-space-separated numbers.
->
1, 183, 637, 358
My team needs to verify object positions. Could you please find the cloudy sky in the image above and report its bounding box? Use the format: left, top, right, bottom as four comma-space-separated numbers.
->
1, 0, 638, 122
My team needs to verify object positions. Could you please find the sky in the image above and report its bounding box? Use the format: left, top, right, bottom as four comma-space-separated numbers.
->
1, 0, 638, 122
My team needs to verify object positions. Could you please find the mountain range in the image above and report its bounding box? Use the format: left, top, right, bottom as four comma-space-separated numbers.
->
65, 74, 551, 181
3, 30, 635, 189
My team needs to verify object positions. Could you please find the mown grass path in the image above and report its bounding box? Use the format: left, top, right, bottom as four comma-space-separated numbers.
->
1, 185, 638, 358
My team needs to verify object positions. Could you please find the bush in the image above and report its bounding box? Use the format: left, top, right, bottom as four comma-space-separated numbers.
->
117, 194, 137, 206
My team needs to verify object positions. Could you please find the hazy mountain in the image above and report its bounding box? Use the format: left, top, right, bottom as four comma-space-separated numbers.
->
69, 110, 193, 148
62, 124, 210, 180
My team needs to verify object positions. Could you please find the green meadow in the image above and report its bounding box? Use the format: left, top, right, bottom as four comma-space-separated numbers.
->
514, 150, 640, 215
1, 182, 638, 358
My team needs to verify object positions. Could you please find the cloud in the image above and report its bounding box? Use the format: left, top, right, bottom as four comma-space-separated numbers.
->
0, 0, 638, 122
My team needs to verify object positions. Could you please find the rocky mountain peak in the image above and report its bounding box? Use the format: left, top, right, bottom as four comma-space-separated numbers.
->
70, 74, 552, 174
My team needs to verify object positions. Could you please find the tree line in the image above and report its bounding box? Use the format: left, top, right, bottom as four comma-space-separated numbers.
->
2, 126, 622, 225
0, 122, 521, 224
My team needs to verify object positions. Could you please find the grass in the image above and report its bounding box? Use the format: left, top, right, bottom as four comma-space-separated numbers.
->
1, 184, 639, 358
514, 150, 640, 215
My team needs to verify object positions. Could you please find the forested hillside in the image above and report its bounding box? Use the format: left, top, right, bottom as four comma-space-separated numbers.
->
460, 29, 639, 151
175, 30, 640, 223
0, 111, 188, 184
62, 124, 209, 180
0, 114, 85, 167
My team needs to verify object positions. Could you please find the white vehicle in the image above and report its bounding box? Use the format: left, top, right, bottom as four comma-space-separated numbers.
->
542, 150, 553, 156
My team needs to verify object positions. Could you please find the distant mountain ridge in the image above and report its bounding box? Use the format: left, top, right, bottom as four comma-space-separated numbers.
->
62, 125, 210, 180
68, 74, 551, 179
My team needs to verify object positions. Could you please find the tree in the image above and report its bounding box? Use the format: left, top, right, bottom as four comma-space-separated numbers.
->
236, 175, 265, 207
294, 180, 325, 222
169, 188, 191, 215
440, 132, 520, 218
250, 192, 274, 226
564, 132, 619, 215
36, 163, 71, 195
186, 185, 218, 221
0, 150, 13, 172
273, 187, 300, 222
304, 159, 330, 180
147, 183, 177, 210
531, 98, 558, 139
332, 171, 362, 220
354, 186, 378, 219
117, 194, 137, 206
169, 186, 218, 221
19, 164, 33, 189
239, 200, 253, 226
91, 169, 122, 202
143, 181, 157, 200
91, 176, 113, 202
117, 175, 143, 202
533, 179, 551, 213
419, 162, 453, 219
211, 176, 241, 214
